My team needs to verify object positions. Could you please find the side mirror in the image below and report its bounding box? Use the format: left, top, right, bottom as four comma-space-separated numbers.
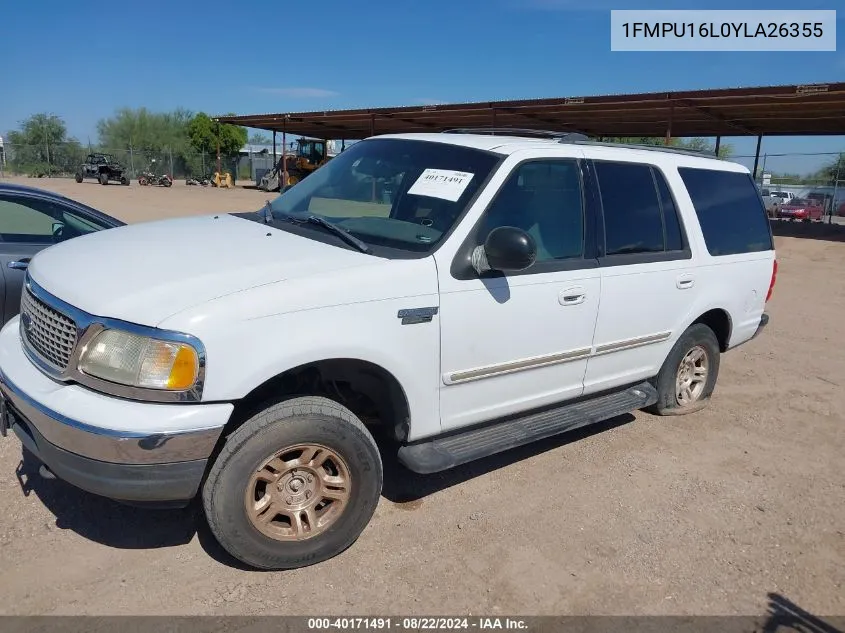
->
51, 221, 64, 237
472, 226, 536, 275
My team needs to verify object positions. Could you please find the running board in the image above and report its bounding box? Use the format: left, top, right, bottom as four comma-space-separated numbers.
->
398, 381, 658, 474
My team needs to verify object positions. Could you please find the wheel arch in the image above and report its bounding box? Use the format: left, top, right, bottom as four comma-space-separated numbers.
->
690, 308, 732, 352
221, 357, 412, 444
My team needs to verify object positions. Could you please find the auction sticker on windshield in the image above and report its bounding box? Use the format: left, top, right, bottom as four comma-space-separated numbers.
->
407, 169, 474, 202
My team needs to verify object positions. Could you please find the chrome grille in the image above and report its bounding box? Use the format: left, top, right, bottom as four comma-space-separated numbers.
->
20, 286, 78, 371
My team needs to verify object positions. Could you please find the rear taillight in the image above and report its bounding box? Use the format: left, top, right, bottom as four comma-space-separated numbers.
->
766, 259, 778, 302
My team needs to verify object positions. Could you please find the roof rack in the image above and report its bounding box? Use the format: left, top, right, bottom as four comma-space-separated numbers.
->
573, 140, 718, 158
443, 127, 590, 142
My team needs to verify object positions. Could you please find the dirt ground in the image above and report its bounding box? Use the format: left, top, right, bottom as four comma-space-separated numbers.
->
0, 176, 843, 617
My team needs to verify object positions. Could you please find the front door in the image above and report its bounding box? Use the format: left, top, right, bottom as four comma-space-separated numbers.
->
436, 155, 601, 431
0, 195, 50, 325
0, 193, 110, 325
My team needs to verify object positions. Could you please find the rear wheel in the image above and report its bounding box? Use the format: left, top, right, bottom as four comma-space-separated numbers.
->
647, 324, 720, 416
121, 176, 129, 186
139, 176, 148, 186
75, 172, 83, 183
203, 396, 382, 570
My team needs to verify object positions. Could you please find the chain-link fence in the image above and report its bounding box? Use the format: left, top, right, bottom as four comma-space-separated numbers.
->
1, 142, 842, 206
731, 151, 845, 223
0, 142, 283, 184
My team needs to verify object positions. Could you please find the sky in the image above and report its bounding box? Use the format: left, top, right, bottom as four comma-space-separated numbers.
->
2, 0, 843, 175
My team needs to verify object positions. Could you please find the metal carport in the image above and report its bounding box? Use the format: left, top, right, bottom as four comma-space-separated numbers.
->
216, 81, 845, 179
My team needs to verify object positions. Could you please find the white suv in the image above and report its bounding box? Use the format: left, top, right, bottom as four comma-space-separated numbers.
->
0, 131, 776, 570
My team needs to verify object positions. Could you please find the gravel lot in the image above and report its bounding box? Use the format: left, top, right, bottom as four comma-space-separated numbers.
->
0, 176, 843, 617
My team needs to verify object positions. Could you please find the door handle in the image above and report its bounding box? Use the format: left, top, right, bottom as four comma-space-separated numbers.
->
559, 287, 586, 306
7, 259, 30, 271
676, 275, 695, 290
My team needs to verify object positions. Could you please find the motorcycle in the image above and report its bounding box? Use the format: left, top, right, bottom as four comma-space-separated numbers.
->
186, 175, 210, 186
138, 160, 173, 187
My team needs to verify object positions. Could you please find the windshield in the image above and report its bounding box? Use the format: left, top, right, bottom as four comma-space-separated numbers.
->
269, 138, 500, 254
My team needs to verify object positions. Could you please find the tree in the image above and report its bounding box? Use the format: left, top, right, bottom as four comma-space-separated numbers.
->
602, 136, 733, 158
97, 107, 193, 153
187, 113, 248, 169
248, 132, 272, 145
6, 113, 85, 175
96, 107, 196, 175
816, 153, 844, 184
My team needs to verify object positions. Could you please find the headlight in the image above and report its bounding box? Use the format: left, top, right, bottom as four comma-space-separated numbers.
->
78, 329, 200, 391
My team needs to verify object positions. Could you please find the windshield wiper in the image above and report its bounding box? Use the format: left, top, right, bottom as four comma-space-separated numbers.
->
275, 213, 371, 254
305, 216, 371, 253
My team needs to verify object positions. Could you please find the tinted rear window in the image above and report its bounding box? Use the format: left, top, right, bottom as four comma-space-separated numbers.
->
653, 168, 685, 252
678, 167, 773, 256
594, 161, 664, 255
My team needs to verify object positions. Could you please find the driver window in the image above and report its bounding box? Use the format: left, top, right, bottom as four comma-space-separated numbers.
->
480, 159, 584, 262
0, 196, 100, 244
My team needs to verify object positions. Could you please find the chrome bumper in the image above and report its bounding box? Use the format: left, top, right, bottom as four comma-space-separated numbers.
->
0, 368, 223, 465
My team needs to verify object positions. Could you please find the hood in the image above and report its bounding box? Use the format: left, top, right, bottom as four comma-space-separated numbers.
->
28, 213, 376, 326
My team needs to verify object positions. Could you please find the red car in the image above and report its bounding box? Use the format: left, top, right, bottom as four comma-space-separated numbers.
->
777, 197, 824, 222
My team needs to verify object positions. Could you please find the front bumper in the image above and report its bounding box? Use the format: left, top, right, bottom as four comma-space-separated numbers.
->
0, 317, 233, 505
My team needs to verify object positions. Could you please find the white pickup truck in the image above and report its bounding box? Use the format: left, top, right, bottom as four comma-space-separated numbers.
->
0, 131, 776, 570
761, 188, 796, 216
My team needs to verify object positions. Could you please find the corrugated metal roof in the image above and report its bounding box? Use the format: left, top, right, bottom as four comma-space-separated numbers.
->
216, 81, 845, 140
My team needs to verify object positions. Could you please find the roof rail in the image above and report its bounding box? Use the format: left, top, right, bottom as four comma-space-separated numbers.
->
572, 140, 718, 158
443, 127, 589, 142
440, 128, 718, 157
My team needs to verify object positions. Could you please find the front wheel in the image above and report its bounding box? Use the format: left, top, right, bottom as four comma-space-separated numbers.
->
75, 172, 83, 183
202, 396, 383, 570
99, 172, 109, 185
647, 323, 720, 416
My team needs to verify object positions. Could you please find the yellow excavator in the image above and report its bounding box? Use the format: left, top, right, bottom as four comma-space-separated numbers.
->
259, 138, 337, 192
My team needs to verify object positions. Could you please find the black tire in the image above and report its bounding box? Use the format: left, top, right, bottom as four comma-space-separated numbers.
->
75, 172, 83, 183
121, 176, 129, 186
99, 172, 109, 185
202, 396, 382, 570
647, 323, 720, 416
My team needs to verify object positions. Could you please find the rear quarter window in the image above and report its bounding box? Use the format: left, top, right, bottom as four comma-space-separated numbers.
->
678, 167, 773, 256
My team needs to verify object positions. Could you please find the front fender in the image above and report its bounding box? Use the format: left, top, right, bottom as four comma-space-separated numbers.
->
206, 300, 441, 440
158, 258, 443, 441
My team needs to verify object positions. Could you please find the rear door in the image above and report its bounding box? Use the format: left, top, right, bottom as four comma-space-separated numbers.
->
582, 158, 698, 394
